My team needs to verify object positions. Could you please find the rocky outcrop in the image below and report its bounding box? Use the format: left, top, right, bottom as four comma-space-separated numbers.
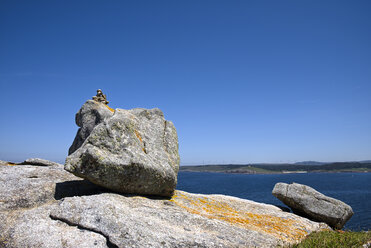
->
0, 163, 330, 248
65, 101, 180, 197
272, 182, 354, 229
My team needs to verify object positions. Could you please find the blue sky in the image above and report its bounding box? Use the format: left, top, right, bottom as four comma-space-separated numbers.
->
0, 1, 370, 164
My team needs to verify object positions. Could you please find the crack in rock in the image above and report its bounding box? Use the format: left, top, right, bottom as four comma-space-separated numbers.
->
49, 214, 119, 248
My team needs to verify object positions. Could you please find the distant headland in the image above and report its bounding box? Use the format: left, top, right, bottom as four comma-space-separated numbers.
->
180, 161, 371, 174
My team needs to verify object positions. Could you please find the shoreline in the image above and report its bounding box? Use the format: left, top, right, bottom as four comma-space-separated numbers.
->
179, 169, 371, 175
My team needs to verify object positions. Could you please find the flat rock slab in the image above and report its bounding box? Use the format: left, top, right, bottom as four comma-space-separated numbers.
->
0, 164, 107, 211
50, 191, 330, 248
272, 182, 354, 229
18, 158, 63, 167
0, 204, 108, 248
0, 164, 330, 248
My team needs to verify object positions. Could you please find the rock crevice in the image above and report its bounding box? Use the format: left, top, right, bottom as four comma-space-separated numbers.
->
49, 214, 119, 248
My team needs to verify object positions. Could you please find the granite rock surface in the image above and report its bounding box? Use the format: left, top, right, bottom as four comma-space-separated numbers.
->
65, 102, 180, 197
272, 182, 353, 229
0, 163, 330, 248
68, 100, 114, 155
18, 158, 63, 167
0, 160, 8, 165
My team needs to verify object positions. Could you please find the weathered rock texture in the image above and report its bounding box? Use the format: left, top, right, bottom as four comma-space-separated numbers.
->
18, 158, 63, 167
0, 164, 330, 248
65, 100, 180, 197
68, 100, 114, 155
0, 160, 8, 165
272, 182, 354, 229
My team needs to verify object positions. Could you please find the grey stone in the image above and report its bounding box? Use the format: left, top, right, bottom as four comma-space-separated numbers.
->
0, 164, 106, 211
0, 165, 74, 211
0, 164, 330, 248
272, 182, 354, 229
18, 158, 63, 167
0, 204, 108, 248
0, 160, 9, 165
68, 100, 114, 155
65, 106, 180, 197
49, 191, 329, 248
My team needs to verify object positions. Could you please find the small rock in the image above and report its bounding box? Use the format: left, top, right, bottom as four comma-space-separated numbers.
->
363, 239, 371, 248
272, 182, 354, 229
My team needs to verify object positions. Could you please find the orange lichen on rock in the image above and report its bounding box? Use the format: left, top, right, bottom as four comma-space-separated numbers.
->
134, 130, 143, 143
6, 162, 16, 166
104, 104, 115, 113
134, 130, 147, 153
170, 191, 313, 243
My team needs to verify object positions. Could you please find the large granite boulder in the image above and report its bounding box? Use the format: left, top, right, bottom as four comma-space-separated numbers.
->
0, 164, 330, 248
65, 101, 180, 197
272, 182, 354, 229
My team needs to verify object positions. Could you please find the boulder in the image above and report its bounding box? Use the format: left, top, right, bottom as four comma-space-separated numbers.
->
65, 101, 180, 197
0, 164, 330, 248
272, 182, 354, 229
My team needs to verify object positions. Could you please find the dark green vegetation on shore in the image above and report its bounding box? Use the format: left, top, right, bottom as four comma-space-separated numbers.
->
180, 162, 371, 174
291, 230, 371, 248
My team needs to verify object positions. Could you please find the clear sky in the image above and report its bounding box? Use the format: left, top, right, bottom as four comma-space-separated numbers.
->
0, 1, 370, 164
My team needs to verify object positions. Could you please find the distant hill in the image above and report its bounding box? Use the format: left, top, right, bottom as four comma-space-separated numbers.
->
294, 161, 328, 166
180, 161, 371, 174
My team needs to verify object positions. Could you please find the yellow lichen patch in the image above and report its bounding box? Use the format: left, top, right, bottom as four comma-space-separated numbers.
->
170, 191, 310, 243
6, 162, 16, 166
105, 104, 115, 113
134, 130, 143, 143
134, 130, 147, 153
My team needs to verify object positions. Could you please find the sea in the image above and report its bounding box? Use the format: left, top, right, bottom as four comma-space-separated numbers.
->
176, 171, 371, 231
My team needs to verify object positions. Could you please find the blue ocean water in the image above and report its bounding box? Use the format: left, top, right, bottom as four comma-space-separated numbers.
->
176, 172, 371, 231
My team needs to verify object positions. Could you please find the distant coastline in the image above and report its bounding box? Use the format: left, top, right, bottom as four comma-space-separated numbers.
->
180, 161, 371, 174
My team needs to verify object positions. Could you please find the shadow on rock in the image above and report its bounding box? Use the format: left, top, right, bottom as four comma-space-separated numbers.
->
274, 205, 291, 212
54, 179, 172, 200
54, 180, 112, 200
